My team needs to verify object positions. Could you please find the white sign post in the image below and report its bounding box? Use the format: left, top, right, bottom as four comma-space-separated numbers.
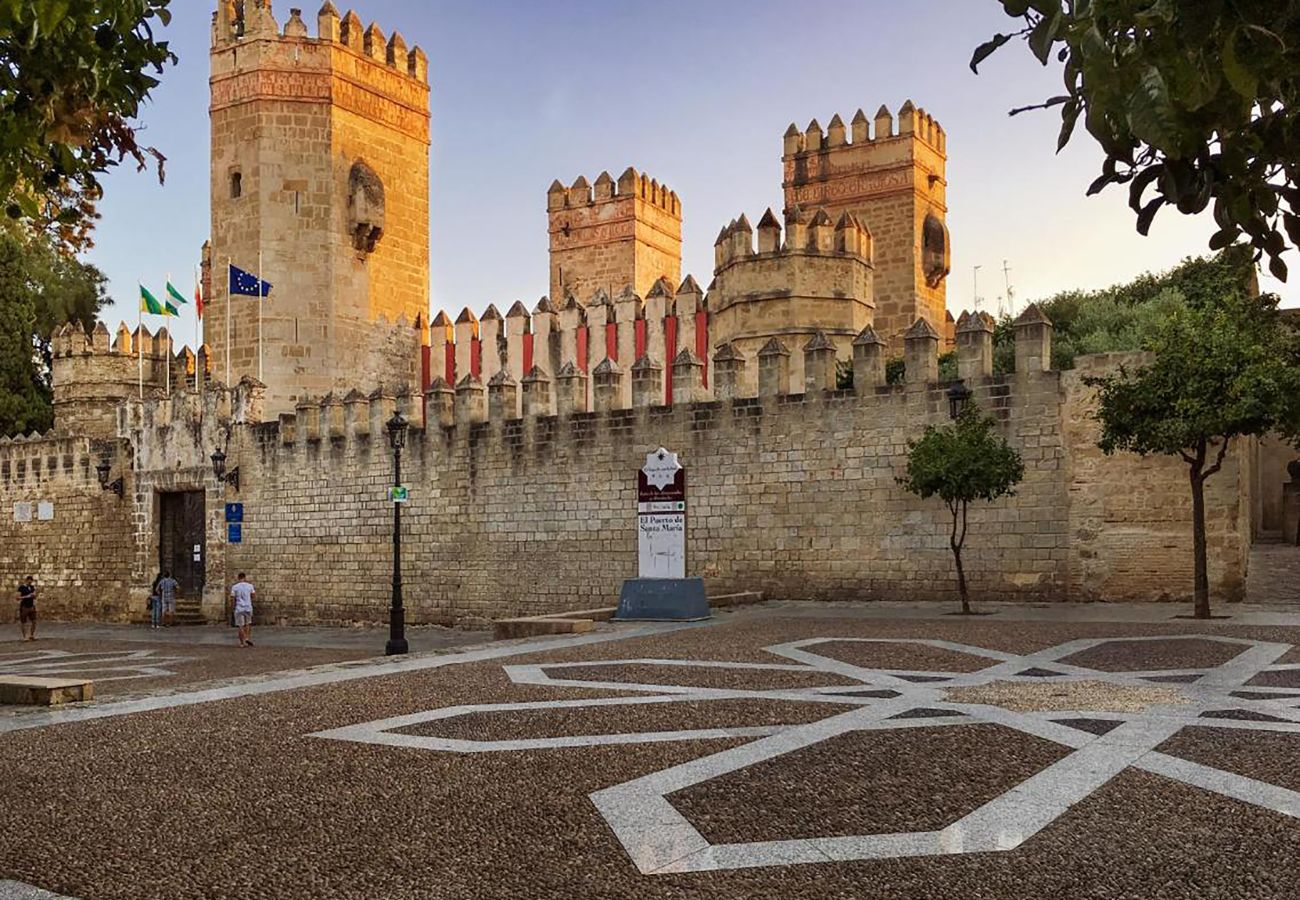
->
616, 447, 711, 621
637, 448, 685, 579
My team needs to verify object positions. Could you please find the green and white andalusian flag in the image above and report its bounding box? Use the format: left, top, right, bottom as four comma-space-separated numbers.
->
165, 280, 186, 317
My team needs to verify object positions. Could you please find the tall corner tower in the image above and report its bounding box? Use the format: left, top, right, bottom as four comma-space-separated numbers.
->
782, 102, 949, 348
547, 167, 682, 303
208, 1, 430, 412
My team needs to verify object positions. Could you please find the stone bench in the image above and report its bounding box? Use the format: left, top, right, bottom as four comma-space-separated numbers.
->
0, 677, 94, 706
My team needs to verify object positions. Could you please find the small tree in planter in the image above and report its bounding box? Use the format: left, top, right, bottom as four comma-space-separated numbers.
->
1086, 290, 1300, 618
899, 405, 1024, 614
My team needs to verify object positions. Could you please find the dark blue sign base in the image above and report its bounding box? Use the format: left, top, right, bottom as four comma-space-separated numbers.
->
615, 577, 711, 621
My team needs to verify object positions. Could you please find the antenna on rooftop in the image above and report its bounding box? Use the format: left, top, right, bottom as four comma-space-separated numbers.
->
1000, 260, 1014, 319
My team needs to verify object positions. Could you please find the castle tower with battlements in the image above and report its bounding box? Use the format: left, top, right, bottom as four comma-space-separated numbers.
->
782, 102, 949, 348
709, 207, 875, 394
547, 168, 682, 304
208, 1, 430, 412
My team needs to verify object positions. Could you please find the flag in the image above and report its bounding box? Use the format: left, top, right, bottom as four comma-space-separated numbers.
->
164, 280, 185, 317
229, 264, 272, 298
193, 270, 204, 319
140, 284, 164, 316
166, 281, 187, 306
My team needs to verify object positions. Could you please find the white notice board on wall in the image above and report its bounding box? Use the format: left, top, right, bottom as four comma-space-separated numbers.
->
37, 501, 53, 521
13, 502, 31, 523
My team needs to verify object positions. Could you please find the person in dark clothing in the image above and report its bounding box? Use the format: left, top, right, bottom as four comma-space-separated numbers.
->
149, 572, 164, 629
16, 576, 36, 641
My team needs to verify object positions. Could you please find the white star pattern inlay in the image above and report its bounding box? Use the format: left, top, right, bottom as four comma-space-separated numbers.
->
311, 635, 1300, 874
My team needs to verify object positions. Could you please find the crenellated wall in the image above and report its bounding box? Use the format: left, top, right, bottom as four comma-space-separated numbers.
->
0, 432, 135, 620
548, 167, 683, 305
50, 321, 213, 440
709, 206, 875, 395
209, 0, 431, 414
783, 102, 949, 349
1, 305, 1251, 625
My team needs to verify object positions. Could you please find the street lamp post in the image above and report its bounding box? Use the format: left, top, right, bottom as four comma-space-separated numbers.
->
385, 411, 409, 656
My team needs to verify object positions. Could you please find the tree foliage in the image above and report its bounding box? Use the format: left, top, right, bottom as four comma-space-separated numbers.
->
0, 0, 176, 251
898, 405, 1025, 613
0, 223, 107, 436
1086, 289, 1300, 617
990, 246, 1256, 371
972, 0, 1300, 280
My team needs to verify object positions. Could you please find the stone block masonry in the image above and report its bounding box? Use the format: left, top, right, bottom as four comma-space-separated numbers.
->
0, 308, 1248, 627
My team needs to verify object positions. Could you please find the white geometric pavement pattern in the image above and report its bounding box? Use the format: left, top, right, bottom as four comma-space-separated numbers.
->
0, 649, 193, 683
310, 635, 1300, 875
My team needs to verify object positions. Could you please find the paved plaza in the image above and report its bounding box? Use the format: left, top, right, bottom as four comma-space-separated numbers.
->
4, 604, 1300, 898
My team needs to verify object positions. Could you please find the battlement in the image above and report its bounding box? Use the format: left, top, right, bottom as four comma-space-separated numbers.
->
782, 103, 945, 157
713, 206, 873, 271
782, 100, 949, 349
211, 2, 428, 83
547, 167, 683, 306
116, 304, 1055, 458
0, 429, 126, 494
43, 321, 213, 441
546, 168, 680, 216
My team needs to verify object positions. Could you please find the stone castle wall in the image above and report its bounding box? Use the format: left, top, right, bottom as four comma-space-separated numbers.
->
783, 104, 948, 347
0, 311, 1250, 625
208, 3, 430, 414
548, 169, 682, 304
0, 434, 136, 620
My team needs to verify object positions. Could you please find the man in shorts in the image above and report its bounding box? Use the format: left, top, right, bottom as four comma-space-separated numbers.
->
156, 570, 180, 627
16, 576, 36, 641
230, 573, 255, 647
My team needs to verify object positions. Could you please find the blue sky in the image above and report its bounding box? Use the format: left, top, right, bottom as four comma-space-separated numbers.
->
88, 0, 1297, 347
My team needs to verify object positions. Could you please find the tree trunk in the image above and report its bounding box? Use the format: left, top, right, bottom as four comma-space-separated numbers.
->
951, 500, 970, 614
1189, 456, 1210, 620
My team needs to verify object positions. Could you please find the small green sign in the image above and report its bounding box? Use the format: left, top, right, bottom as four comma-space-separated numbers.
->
389, 485, 410, 504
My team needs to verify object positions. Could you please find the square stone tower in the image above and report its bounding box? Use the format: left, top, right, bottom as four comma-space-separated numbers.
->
547, 168, 682, 304
208, 1, 430, 412
782, 103, 949, 348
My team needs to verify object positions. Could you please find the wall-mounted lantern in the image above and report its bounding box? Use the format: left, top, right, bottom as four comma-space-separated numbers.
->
946, 380, 973, 420
211, 448, 240, 492
95, 458, 124, 498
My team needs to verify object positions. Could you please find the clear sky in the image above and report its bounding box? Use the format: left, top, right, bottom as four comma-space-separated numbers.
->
87, 0, 1297, 347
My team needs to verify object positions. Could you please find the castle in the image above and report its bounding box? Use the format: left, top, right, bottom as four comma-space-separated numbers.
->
0, 1, 1292, 626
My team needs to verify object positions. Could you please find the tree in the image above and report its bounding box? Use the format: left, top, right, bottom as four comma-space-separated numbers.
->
0, 223, 108, 436
989, 246, 1256, 371
972, 1, 1300, 280
0, 0, 176, 251
898, 405, 1025, 614
1086, 290, 1300, 618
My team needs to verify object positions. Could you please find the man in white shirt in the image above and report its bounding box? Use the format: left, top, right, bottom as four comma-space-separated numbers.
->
230, 573, 256, 648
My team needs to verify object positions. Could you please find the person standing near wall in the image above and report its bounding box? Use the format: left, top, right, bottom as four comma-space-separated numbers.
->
149, 571, 164, 630
230, 573, 255, 648
157, 571, 180, 628
16, 576, 36, 641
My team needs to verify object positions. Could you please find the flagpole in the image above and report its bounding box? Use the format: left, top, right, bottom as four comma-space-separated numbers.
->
225, 256, 232, 387
257, 249, 263, 383
137, 280, 144, 401
165, 272, 172, 398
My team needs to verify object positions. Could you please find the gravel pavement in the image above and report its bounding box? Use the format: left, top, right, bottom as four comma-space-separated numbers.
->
3, 609, 1300, 899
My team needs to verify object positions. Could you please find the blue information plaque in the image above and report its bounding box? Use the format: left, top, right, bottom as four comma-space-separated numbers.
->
225, 503, 244, 523
227, 523, 242, 544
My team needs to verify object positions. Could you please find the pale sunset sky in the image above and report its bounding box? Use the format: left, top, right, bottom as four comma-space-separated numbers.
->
88, 0, 1298, 346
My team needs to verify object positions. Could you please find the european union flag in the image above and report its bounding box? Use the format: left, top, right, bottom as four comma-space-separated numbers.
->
229, 264, 272, 298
